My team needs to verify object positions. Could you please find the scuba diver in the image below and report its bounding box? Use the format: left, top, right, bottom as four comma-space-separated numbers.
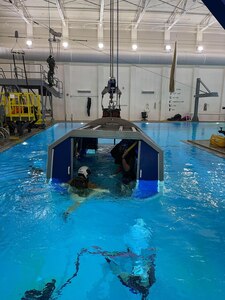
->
105, 219, 156, 299
21, 243, 156, 299
21, 279, 56, 300
105, 255, 155, 300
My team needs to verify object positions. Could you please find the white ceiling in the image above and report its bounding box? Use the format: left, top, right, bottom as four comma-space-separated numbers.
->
0, 0, 224, 58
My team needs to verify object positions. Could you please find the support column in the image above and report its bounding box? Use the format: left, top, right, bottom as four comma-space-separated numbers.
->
192, 78, 201, 122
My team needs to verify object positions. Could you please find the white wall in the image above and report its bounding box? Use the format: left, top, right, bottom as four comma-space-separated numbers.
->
130, 66, 162, 121
192, 68, 225, 121
65, 65, 98, 121
51, 63, 225, 122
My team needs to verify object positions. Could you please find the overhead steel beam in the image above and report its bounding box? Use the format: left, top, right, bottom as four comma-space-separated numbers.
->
200, 13, 212, 26
56, 0, 66, 26
167, 0, 188, 30
167, 0, 187, 24
133, 0, 152, 30
8, 0, 32, 24
199, 13, 217, 32
99, 0, 105, 26
201, 20, 217, 32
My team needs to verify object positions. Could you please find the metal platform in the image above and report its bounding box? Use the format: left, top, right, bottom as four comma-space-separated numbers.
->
46, 117, 164, 185
0, 78, 62, 98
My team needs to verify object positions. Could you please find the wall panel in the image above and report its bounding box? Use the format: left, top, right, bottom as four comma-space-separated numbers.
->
53, 63, 225, 122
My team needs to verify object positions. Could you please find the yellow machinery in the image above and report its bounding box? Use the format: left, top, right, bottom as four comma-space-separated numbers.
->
0, 92, 43, 124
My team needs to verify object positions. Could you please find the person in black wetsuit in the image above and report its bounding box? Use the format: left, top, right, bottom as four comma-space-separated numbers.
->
121, 141, 137, 184
46, 55, 55, 87
111, 140, 137, 185
21, 279, 56, 300
105, 254, 155, 300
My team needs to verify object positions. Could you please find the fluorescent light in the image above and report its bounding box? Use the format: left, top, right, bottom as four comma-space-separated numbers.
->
98, 42, 104, 49
26, 39, 32, 47
132, 43, 138, 51
62, 41, 69, 49
165, 44, 171, 51
197, 45, 204, 52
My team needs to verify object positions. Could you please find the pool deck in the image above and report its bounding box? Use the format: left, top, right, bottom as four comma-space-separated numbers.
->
186, 139, 225, 158
0, 128, 45, 153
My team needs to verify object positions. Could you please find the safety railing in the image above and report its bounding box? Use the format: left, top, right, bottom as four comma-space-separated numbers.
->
0, 92, 43, 123
0, 63, 63, 96
0, 68, 6, 79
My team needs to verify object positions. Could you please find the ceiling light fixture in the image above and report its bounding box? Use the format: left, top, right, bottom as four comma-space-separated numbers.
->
197, 45, 204, 53
131, 26, 138, 52
98, 23, 104, 50
98, 42, 104, 49
165, 44, 171, 52
62, 41, 69, 49
132, 43, 138, 51
26, 39, 32, 47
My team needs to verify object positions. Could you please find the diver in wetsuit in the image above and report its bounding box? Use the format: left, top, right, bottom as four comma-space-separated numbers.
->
21, 279, 56, 300
121, 142, 137, 184
105, 255, 155, 300
111, 140, 137, 185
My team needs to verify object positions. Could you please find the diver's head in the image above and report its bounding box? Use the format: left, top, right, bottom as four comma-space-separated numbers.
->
78, 166, 91, 179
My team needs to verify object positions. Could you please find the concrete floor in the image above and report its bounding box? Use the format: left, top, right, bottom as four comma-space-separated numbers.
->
0, 128, 44, 153
186, 139, 225, 158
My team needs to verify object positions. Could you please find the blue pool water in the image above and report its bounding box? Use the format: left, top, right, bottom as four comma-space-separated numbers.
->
0, 122, 225, 300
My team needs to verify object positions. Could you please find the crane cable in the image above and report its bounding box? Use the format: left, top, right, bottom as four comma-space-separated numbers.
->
116, 0, 120, 110
48, 0, 53, 56
109, 0, 113, 78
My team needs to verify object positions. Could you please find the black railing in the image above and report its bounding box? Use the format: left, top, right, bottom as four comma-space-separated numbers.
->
0, 63, 63, 96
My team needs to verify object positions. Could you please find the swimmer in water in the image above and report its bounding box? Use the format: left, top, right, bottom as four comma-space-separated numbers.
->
63, 166, 109, 219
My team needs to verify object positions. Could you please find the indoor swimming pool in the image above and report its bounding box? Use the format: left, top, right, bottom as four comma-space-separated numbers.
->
0, 121, 225, 300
